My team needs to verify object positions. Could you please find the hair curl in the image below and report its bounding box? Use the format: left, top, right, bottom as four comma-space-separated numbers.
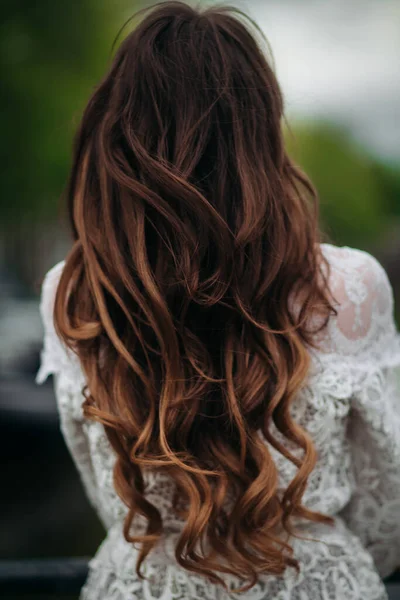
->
54, 1, 335, 593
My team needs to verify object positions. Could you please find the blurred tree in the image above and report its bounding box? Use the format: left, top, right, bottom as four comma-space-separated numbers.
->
370, 161, 400, 220
0, 0, 141, 223
0, 0, 141, 284
284, 120, 399, 250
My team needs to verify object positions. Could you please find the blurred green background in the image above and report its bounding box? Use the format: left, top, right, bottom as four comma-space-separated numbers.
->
0, 0, 399, 582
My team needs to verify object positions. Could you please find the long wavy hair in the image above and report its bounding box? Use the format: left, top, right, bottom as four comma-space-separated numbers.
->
54, 1, 336, 593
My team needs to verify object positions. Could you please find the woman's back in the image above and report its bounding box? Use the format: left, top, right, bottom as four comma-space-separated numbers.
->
35, 1, 400, 598
37, 242, 400, 599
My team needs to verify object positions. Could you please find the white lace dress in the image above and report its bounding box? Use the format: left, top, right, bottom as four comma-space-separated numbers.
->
36, 244, 400, 600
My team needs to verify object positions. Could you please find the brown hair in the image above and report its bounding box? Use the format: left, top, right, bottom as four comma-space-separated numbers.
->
54, 1, 335, 593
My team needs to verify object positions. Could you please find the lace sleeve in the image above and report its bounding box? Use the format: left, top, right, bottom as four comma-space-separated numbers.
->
341, 362, 400, 579
36, 262, 112, 530
322, 247, 400, 579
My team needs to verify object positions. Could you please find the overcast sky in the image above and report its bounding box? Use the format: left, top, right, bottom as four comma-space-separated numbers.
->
236, 0, 400, 163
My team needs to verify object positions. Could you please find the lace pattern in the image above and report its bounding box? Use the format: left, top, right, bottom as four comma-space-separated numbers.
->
36, 244, 400, 599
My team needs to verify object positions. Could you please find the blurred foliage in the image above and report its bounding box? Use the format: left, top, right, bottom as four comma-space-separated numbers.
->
285, 121, 400, 250
0, 0, 141, 226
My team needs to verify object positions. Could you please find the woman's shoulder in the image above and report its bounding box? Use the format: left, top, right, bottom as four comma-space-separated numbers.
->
38, 260, 66, 337
320, 242, 391, 285
40, 259, 66, 304
36, 259, 83, 389
319, 243, 393, 314
315, 242, 398, 364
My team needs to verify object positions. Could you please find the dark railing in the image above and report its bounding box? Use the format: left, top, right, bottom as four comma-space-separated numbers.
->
0, 558, 400, 598
0, 557, 89, 596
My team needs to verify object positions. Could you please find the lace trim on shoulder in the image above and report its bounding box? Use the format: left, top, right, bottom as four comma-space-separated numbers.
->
310, 244, 400, 398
